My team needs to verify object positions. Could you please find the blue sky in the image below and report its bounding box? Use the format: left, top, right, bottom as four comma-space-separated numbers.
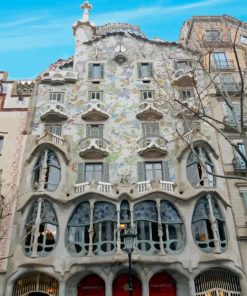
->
1, 0, 247, 79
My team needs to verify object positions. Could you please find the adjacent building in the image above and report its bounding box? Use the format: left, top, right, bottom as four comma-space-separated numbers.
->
0, 71, 33, 289
1, 5, 247, 296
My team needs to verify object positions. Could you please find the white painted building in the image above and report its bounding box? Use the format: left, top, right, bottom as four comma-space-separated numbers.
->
1, 4, 247, 296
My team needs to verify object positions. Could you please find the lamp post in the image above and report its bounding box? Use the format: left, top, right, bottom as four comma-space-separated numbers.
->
123, 227, 136, 296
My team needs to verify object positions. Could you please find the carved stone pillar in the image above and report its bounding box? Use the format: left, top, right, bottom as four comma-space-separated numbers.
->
31, 198, 43, 258
207, 194, 221, 253
116, 204, 121, 254
155, 198, 166, 255
88, 199, 95, 256
40, 149, 48, 190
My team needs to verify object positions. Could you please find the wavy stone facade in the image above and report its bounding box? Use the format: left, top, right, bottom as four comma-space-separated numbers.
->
1, 5, 247, 296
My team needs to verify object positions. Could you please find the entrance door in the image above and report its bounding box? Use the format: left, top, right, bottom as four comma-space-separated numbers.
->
78, 275, 105, 296
113, 274, 142, 296
149, 273, 176, 296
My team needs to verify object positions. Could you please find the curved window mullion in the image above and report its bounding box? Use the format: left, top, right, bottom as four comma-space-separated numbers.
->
160, 201, 184, 253
186, 146, 215, 188
134, 201, 159, 255
192, 196, 227, 253
93, 202, 117, 256
32, 150, 61, 192
67, 201, 90, 256
24, 199, 58, 257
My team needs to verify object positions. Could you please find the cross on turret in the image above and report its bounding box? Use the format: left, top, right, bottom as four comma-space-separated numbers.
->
80, 1, 93, 22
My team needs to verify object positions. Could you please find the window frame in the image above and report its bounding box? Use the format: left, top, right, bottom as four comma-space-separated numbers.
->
88, 63, 105, 81
88, 90, 103, 101
0, 136, 4, 154
140, 90, 155, 101
240, 34, 247, 44
24, 199, 58, 257
44, 124, 62, 137
49, 92, 65, 103
86, 124, 104, 138
85, 163, 103, 182
137, 62, 153, 79
179, 88, 194, 100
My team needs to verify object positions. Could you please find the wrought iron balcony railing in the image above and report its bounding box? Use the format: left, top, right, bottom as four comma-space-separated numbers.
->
232, 156, 247, 171
40, 102, 68, 122
79, 137, 110, 159
81, 99, 109, 121
137, 135, 167, 157
212, 60, 235, 70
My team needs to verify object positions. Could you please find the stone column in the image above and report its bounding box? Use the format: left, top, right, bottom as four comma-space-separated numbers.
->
40, 149, 48, 190
155, 198, 166, 255
59, 280, 66, 296
88, 199, 95, 256
116, 204, 121, 254
188, 276, 196, 296
207, 194, 221, 253
31, 198, 43, 258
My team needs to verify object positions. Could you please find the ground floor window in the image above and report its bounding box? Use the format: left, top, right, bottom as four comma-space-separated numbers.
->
13, 273, 59, 296
195, 269, 241, 296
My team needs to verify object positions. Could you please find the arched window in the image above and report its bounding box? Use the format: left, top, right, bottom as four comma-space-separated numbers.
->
32, 150, 61, 192
160, 201, 184, 253
93, 202, 117, 255
13, 272, 59, 296
120, 200, 131, 249
67, 202, 90, 256
195, 269, 241, 296
24, 199, 58, 257
192, 197, 227, 252
134, 201, 159, 254
187, 146, 215, 188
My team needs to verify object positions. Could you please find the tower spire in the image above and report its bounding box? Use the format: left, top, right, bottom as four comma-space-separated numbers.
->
80, 1, 93, 22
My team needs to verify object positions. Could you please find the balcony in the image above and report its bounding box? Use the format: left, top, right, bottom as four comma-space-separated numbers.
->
223, 115, 247, 131
232, 156, 247, 172
136, 102, 163, 121
40, 102, 68, 122
79, 138, 110, 159
172, 68, 194, 87
74, 181, 112, 194
212, 60, 235, 71
81, 100, 109, 122
137, 136, 167, 158
137, 180, 174, 193
202, 36, 231, 47
216, 82, 240, 95
41, 70, 78, 84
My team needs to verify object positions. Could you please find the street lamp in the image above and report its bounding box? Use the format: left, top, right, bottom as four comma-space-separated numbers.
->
123, 227, 136, 296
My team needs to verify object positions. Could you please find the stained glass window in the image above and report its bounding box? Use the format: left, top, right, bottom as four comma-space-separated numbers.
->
24, 199, 58, 257
187, 146, 215, 188
93, 202, 117, 255
67, 202, 90, 256
192, 197, 227, 252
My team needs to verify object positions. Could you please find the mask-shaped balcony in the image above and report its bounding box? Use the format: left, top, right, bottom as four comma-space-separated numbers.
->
79, 138, 110, 159
40, 103, 68, 122
81, 100, 109, 122
136, 102, 163, 121
172, 68, 194, 87
137, 136, 168, 158
232, 156, 247, 172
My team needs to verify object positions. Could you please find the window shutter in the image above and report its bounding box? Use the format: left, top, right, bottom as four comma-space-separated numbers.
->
138, 63, 142, 78
100, 64, 104, 79
99, 125, 103, 138
137, 162, 145, 181
86, 125, 92, 137
77, 163, 85, 183
153, 123, 159, 136
103, 162, 109, 182
88, 64, 93, 80
149, 63, 153, 77
162, 160, 171, 181
242, 192, 247, 213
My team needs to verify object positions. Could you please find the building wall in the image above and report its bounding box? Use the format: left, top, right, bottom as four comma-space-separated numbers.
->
2, 14, 247, 296
0, 75, 31, 296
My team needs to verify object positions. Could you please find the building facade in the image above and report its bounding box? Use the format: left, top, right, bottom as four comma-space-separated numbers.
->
1, 5, 247, 296
180, 14, 247, 277
0, 72, 33, 289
